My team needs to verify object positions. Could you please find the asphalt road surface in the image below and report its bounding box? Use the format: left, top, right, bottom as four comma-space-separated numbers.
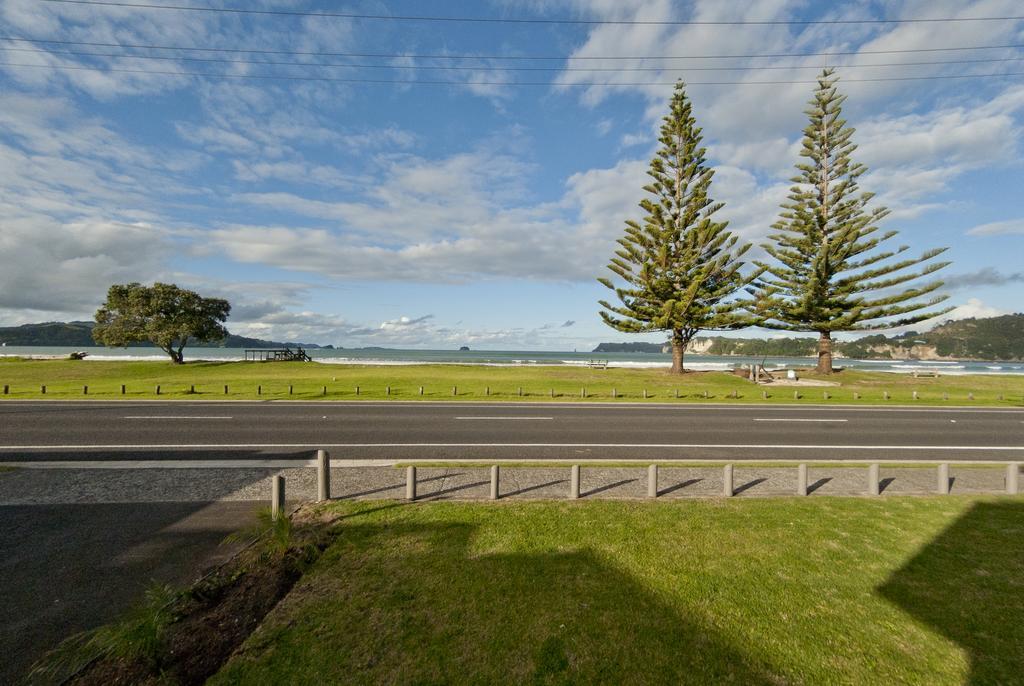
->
1, 400, 1022, 462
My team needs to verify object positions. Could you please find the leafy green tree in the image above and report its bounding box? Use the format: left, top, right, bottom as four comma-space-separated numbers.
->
599, 81, 756, 373
752, 69, 951, 373
93, 283, 230, 363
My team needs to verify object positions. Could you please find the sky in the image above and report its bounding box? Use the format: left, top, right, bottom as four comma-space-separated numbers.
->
1, 0, 1022, 351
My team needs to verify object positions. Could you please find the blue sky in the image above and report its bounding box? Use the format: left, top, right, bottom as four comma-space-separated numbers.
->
1, 0, 1022, 350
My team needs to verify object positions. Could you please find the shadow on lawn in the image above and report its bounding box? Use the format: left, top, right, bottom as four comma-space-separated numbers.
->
218, 518, 781, 684
878, 500, 1024, 685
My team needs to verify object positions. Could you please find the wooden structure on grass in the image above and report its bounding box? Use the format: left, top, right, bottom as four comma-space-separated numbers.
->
245, 347, 312, 362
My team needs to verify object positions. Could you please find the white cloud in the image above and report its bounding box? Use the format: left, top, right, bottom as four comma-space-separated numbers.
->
967, 218, 1024, 236
944, 297, 1007, 321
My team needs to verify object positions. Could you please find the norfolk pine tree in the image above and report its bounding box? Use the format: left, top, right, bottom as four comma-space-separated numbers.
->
752, 69, 952, 374
599, 82, 756, 374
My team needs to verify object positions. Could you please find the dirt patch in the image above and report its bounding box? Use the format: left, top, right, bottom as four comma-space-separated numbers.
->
69, 506, 334, 686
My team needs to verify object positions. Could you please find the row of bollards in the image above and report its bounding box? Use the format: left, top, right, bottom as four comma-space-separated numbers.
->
287, 457, 1021, 509
0, 384, 1014, 402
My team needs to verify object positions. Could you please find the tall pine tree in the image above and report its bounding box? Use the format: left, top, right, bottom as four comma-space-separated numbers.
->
599, 81, 755, 374
752, 69, 952, 374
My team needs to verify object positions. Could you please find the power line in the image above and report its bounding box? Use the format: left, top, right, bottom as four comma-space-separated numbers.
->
4, 61, 1023, 86
6, 46, 1023, 73
4, 35, 1023, 62
36, 0, 1024, 26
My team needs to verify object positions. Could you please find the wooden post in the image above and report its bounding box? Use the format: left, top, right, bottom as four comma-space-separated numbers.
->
868, 464, 880, 496
154, 385, 159, 396
453, 386, 458, 396
271, 475, 285, 520
797, 464, 807, 496
2, 385, 7, 395
643, 389, 648, 399
518, 387, 522, 397
322, 386, 327, 396
823, 391, 829, 400
419, 386, 424, 396
40, 384, 46, 395
762, 390, 768, 400
580, 387, 585, 398
674, 389, 679, 399
937, 463, 949, 495
224, 384, 228, 395
257, 385, 262, 396
490, 465, 500, 500
853, 392, 859, 400
912, 390, 918, 400
82, 385, 87, 395
612, 388, 616, 399
406, 466, 416, 501
647, 464, 658, 498
289, 385, 293, 395
968, 392, 974, 401
569, 465, 580, 499
794, 390, 799, 400
884, 391, 890, 400
703, 390, 708, 399
189, 384, 195, 394
486, 386, 490, 396
550, 388, 554, 398
317, 449, 330, 502
386, 385, 391, 396
355, 385, 359, 396
723, 465, 734, 497
120, 384, 125, 395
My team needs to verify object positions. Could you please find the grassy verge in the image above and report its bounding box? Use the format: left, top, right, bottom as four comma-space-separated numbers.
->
210, 497, 1023, 685
1, 358, 1022, 405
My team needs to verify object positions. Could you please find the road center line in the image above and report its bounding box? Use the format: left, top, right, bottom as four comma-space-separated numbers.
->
752, 418, 849, 423
455, 416, 553, 421
123, 416, 234, 420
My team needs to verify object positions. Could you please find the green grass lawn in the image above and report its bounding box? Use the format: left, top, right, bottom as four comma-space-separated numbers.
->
210, 497, 1023, 685
0, 358, 1022, 405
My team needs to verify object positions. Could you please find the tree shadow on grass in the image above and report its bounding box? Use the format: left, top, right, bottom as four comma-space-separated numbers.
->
877, 501, 1024, 685
214, 519, 781, 684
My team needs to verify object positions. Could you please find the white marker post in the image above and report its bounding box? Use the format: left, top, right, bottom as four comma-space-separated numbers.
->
406, 466, 417, 501
1007, 463, 1019, 495
723, 464, 734, 497
490, 465, 500, 500
938, 463, 950, 495
648, 464, 658, 498
868, 464, 880, 496
797, 463, 808, 496
570, 465, 580, 499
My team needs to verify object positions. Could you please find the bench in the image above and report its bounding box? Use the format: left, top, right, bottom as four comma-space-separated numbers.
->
586, 360, 609, 370
912, 371, 939, 378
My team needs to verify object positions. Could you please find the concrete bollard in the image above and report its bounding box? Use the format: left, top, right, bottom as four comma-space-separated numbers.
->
406, 466, 417, 501
703, 390, 708, 399
942, 392, 948, 401
486, 386, 490, 396
120, 384, 126, 395
853, 392, 859, 400
913, 391, 918, 400
938, 463, 950, 495
868, 464, 880, 496
82, 385, 87, 395
612, 388, 617, 398
316, 449, 331, 502
762, 390, 768, 400
580, 387, 585, 398
224, 384, 228, 395
189, 384, 195, 394
723, 464, 734, 497
386, 385, 391, 396
883, 391, 889, 401
648, 464, 658, 498
154, 385, 160, 396
355, 385, 359, 395
570, 465, 580, 499
257, 385, 262, 396
41, 384, 46, 395
797, 463, 807, 496
322, 386, 327, 396
794, 390, 799, 400
2, 385, 7, 395
518, 387, 523, 397
643, 389, 648, 399
419, 386, 424, 395
271, 475, 285, 520
674, 389, 679, 399
1007, 463, 1019, 495
289, 385, 293, 395
490, 465, 500, 500
823, 391, 829, 400
550, 388, 555, 398
968, 392, 974, 401
453, 386, 458, 396
732, 390, 738, 399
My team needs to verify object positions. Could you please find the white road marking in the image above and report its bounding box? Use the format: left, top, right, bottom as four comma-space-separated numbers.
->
455, 416, 553, 421
753, 418, 848, 423
123, 416, 233, 420
0, 442, 1021, 451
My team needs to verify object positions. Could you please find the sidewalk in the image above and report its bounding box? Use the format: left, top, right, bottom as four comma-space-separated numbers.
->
0, 463, 1015, 504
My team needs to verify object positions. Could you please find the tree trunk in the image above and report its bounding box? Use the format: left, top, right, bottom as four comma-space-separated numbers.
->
816, 331, 833, 374
670, 331, 689, 374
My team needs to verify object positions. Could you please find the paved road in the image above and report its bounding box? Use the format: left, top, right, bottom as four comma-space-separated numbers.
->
1, 400, 1022, 461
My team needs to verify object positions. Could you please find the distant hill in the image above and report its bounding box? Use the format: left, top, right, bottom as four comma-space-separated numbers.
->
592, 313, 1024, 362
0, 321, 325, 349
